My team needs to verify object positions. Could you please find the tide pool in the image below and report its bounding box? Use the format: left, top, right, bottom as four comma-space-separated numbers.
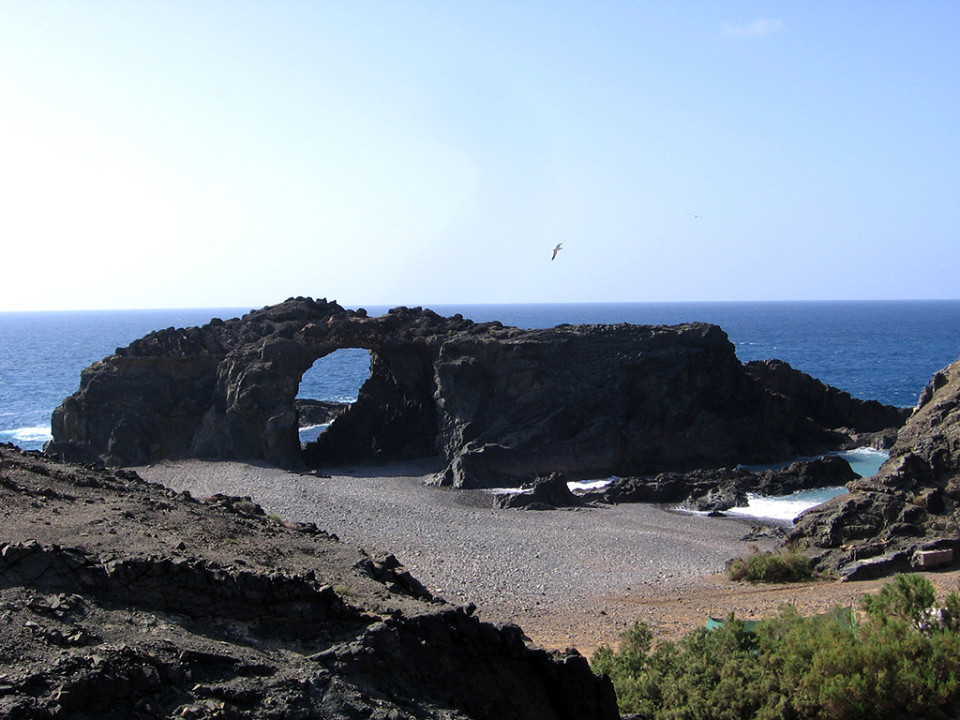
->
726, 486, 851, 523
727, 447, 889, 523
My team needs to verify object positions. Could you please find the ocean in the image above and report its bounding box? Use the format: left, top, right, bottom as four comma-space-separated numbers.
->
2, 300, 959, 520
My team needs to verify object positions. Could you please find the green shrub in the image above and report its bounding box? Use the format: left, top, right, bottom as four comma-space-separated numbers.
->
727, 549, 813, 583
861, 572, 938, 632
592, 574, 960, 719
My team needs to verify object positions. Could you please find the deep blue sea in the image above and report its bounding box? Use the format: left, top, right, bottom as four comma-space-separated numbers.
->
2, 300, 959, 461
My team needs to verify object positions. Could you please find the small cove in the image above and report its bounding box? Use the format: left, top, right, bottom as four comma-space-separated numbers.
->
725, 447, 889, 523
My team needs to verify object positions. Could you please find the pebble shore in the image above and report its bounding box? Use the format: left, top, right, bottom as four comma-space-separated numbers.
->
136, 458, 776, 652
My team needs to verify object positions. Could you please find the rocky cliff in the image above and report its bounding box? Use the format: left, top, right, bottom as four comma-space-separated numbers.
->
0, 445, 618, 719
46, 297, 908, 489
790, 356, 960, 579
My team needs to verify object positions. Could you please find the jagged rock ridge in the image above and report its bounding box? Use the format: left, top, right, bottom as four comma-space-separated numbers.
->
46, 297, 908, 489
790, 356, 960, 579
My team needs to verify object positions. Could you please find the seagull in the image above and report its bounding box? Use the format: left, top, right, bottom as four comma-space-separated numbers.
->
551, 243, 563, 260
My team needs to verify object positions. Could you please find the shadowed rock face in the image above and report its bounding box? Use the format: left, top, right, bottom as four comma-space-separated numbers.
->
48, 298, 459, 472
790, 356, 960, 579
46, 297, 908, 489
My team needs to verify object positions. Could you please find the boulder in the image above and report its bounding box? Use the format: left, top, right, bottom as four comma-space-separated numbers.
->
591, 468, 753, 507
751, 455, 860, 495
294, 398, 349, 427
495, 473, 586, 510
588, 455, 859, 513
684, 484, 748, 513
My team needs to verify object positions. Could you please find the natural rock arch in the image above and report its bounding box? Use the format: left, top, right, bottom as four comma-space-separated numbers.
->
47, 297, 908, 488
48, 299, 476, 473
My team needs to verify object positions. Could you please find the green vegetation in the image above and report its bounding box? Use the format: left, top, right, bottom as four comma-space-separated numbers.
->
592, 574, 960, 719
727, 548, 813, 583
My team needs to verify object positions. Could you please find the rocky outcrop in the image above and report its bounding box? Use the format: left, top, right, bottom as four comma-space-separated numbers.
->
744, 359, 910, 436
47, 297, 907, 489
494, 473, 588, 511
590, 467, 754, 510
0, 445, 618, 720
586, 455, 859, 513
46, 299, 464, 471
752, 455, 861, 495
790, 357, 960, 579
294, 399, 349, 427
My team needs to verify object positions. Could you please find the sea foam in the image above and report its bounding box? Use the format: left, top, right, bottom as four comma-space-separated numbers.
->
726, 486, 850, 523
726, 447, 888, 522
1, 426, 52, 449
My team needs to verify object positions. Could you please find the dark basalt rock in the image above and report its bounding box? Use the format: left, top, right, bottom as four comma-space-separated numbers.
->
494, 473, 587, 510
0, 445, 619, 720
744, 359, 911, 434
751, 454, 860, 495
46, 297, 907, 489
0, 539, 368, 641
587, 455, 860, 513
790, 356, 960, 579
294, 398, 349, 427
590, 467, 754, 507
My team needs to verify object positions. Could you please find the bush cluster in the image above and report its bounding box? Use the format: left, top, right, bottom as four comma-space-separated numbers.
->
592, 574, 960, 719
727, 548, 813, 583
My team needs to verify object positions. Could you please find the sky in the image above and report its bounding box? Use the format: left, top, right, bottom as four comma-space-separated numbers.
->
1, 2, 958, 311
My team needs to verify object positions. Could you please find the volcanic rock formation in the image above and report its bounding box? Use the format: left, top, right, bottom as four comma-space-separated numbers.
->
0, 445, 617, 719
790, 356, 960, 579
587, 454, 860, 514
46, 297, 908, 489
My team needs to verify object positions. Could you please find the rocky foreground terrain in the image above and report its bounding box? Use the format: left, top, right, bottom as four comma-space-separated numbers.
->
791, 355, 960, 578
0, 445, 617, 720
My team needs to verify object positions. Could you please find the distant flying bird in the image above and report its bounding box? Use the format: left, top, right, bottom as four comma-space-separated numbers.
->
551, 243, 563, 260
687, 213, 706, 219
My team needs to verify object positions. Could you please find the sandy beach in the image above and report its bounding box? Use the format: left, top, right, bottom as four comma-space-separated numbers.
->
136, 458, 960, 655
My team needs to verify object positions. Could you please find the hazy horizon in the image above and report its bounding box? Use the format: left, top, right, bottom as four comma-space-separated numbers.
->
3, 297, 960, 316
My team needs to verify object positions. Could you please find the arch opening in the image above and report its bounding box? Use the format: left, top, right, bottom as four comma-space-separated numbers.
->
296, 348, 372, 447
299, 346, 442, 469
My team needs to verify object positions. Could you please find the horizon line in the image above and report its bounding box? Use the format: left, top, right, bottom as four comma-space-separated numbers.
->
3, 297, 960, 315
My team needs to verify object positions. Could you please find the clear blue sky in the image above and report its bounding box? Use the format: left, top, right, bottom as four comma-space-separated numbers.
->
2, 2, 958, 311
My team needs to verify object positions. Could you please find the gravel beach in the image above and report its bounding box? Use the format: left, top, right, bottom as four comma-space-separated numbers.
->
135, 458, 960, 654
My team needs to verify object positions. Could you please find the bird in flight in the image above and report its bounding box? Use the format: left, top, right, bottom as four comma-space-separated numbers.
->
551, 243, 563, 260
